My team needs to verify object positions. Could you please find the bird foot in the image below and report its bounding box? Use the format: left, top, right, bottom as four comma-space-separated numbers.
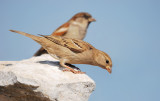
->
63, 69, 85, 74
63, 69, 71, 72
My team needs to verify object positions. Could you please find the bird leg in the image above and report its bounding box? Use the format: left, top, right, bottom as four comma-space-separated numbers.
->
65, 63, 81, 71
60, 62, 85, 74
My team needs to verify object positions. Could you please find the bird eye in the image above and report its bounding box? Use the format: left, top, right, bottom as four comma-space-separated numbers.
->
106, 60, 109, 64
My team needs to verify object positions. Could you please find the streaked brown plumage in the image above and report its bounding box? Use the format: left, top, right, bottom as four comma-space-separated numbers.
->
34, 12, 96, 56
10, 30, 112, 74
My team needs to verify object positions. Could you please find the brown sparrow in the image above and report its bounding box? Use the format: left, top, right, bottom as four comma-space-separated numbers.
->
10, 30, 112, 74
34, 12, 96, 56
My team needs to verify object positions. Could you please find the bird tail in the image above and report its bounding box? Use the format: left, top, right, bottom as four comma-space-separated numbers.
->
9, 30, 41, 42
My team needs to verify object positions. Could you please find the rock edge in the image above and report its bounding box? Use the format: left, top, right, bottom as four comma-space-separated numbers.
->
0, 54, 95, 101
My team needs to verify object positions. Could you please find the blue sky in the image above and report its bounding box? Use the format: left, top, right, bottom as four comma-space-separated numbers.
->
1, 0, 160, 101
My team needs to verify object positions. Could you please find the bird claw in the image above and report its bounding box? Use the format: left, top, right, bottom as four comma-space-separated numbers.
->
73, 71, 86, 74
63, 69, 71, 72
62, 69, 85, 74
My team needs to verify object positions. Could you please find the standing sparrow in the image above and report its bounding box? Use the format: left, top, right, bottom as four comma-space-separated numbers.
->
34, 12, 96, 56
10, 30, 112, 74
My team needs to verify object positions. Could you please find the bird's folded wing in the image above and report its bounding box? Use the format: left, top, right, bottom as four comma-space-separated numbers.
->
51, 23, 69, 36
39, 35, 94, 53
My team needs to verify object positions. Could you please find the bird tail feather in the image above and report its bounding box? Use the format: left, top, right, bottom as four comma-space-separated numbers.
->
9, 30, 41, 42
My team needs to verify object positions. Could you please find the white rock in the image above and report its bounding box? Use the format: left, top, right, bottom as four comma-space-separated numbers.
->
0, 54, 95, 101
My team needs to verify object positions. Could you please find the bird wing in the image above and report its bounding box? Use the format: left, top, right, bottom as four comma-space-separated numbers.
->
51, 23, 69, 36
66, 39, 94, 53
39, 35, 94, 53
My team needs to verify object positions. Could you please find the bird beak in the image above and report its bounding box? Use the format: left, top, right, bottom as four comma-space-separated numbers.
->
106, 66, 112, 74
89, 18, 96, 22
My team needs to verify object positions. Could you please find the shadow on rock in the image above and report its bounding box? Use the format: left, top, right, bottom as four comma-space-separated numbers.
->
37, 61, 81, 71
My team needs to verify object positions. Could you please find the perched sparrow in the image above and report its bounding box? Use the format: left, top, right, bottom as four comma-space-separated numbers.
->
34, 12, 96, 56
10, 30, 112, 74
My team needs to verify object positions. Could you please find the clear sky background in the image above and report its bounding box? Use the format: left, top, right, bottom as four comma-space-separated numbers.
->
0, 0, 160, 101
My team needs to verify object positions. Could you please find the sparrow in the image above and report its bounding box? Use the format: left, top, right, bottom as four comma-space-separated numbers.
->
34, 12, 96, 56
10, 30, 112, 74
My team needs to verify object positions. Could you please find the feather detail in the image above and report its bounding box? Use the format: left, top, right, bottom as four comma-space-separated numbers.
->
39, 35, 94, 53
51, 23, 69, 36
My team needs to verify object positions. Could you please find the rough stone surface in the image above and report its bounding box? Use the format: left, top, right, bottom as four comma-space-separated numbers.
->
0, 54, 95, 101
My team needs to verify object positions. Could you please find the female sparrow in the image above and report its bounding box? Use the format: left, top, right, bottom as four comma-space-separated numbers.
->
10, 30, 112, 74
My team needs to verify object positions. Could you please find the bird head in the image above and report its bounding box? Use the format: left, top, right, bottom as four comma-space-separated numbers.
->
70, 12, 96, 24
93, 50, 112, 74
